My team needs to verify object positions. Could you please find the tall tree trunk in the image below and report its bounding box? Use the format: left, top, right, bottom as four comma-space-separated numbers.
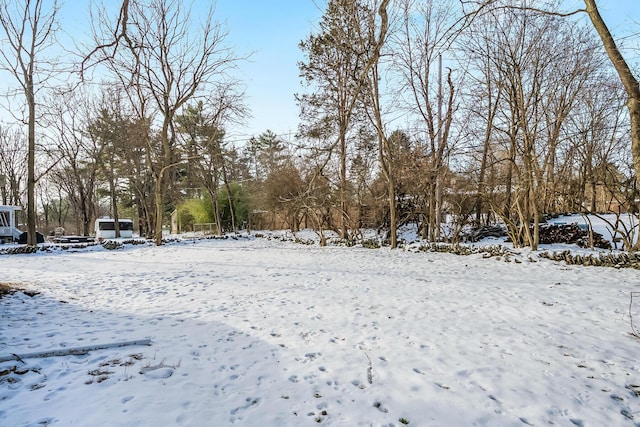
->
428, 175, 436, 241
153, 176, 165, 244
475, 109, 497, 224
222, 167, 236, 232
387, 178, 396, 248
590, 176, 597, 213
339, 129, 348, 238
212, 173, 223, 235
79, 189, 91, 236
475, 70, 502, 225
154, 119, 172, 245
110, 172, 120, 238
583, 0, 640, 183
216, 138, 235, 233
27, 84, 37, 246
209, 189, 222, 235
504, 136, 517, 221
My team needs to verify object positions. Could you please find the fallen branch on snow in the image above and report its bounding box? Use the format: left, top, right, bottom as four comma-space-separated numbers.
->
0, 339, 152, 363
630, 292, 640, 339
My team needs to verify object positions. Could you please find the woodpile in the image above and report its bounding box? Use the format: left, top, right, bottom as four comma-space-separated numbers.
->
466, 226, 506, 242
539, 224, 611, 250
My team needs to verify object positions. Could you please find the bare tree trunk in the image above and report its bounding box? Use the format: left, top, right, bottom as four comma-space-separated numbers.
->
428, 176, 436, 241
340, 129, 348, 238
217, 137, 234, 233
207, 187, 222, 235
0, 0, 59, 246
109, 171, 120, 238
590, 176, 597, 213
475, 87, 501, 225
504, 135, 516, 221
387, 177, 397, 247
27, 88, 37, 245
583, 0, 640, 184
88, 0, 240, 246
374, 0, 395, 248
222, 166, 236, 232
153, 177, 165, 243
466, 17, 506, 225
153, 120, 171, 245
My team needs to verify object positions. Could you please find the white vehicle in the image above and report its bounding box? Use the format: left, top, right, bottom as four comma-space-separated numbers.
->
0, 205, 22, 243
94, 217, 134, 239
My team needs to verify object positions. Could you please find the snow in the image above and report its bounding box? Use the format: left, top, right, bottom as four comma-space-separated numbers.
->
1, 232, 640, 426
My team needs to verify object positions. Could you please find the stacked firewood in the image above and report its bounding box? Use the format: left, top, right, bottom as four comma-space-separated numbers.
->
466, 225, 507, 242
539, 224, 611, 250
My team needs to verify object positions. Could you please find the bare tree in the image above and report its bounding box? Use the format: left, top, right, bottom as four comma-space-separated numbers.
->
458, 3, 610, 249
461, 0, 640, 194
342, 0, 395, 246
264, 161, 306, 233
45, 87, 101, 236
38, 178, 69, 231
565, 76, 628, 213
536, 24, 604, 214
0, 127, 27, 205
87, 0, 242, 245
394, 0, 458, 241
459, 21, 504, 225
87, 88, 140, 237
581, 0, 640, 189
0, 0, 60, 245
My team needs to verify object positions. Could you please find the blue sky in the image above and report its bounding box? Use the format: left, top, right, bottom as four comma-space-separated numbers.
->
215, 0, 638, 142
3, 0, 639, 144
213, 0, 324, 141
53, 0, 323, 142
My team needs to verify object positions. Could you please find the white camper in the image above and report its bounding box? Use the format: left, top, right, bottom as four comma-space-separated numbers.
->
0, 205, 22, 243
94, 217, 134, 239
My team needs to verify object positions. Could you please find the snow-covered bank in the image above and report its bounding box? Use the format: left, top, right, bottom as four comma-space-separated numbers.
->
1, 237, 640, 426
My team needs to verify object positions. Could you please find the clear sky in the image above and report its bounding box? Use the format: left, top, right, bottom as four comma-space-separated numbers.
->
52, 0, 324, 143
213, 0, 324, 142
215, 0, 638, 142
1, 0, 638, 145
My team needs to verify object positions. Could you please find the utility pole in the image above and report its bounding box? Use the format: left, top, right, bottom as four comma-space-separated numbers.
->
435, 53, 443, 241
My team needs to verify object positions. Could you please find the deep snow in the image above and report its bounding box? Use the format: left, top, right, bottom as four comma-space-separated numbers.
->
1, 229, 640, 426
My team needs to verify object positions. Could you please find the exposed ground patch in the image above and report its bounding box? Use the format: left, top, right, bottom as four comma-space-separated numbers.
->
0, 282, 39, 299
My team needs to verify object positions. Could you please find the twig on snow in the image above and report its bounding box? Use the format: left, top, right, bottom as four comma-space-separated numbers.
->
630, 292, 640, 338
365, 352, 374, 384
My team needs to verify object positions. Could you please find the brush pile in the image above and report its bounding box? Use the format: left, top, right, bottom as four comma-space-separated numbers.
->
539, 223, 611, 249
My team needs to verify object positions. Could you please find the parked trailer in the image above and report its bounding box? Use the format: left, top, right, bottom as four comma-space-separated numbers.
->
94, 218, 134, 239
0, 205, 23, 243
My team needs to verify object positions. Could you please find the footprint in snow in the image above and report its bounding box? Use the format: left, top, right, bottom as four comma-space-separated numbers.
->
351, 380, 366, 390
230, 397, 260, 416
373, 401, 389, 413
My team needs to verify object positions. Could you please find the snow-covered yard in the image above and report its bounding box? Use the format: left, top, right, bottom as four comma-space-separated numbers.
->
1, 234, 640, 426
